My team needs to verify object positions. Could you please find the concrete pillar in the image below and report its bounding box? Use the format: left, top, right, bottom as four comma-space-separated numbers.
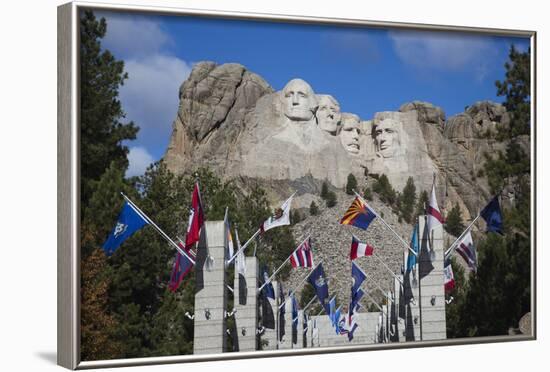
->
418, 216, 447, 341
278, 299, 293, 349
294, 310, 304, 349
394, 276, 405, 342
193, 221, 227, 354
403, 244, 421, 341
233, 257, 259, 352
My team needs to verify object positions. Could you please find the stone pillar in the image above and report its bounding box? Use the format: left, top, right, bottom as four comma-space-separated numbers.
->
394, 276, 404, 342
418, 216, 447, 341
260, 281, 278, 350
403, 246, 421, 341
193, 221, 227, 354
294, 310, 304, 349
278, 299, 293, 349
233, 257, 259, 352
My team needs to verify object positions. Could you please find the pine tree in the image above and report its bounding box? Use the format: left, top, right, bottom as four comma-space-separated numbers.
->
309, 201, 319, 216
416, 190, 429, 217
326, 191, 337, 208
400, 177, 416, 223
80, 10, 139, 206
445, 204, 465, 237
345, 173, 357, 195
495, 46, 531, 138
321, 181, 329, 199
372, 174, 396, 205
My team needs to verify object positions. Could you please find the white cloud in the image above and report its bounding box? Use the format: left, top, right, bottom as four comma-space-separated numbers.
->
388, 30, 496, 78
126, 146, 155, 177
101, 12, 172, 58
120, 54, 192, 151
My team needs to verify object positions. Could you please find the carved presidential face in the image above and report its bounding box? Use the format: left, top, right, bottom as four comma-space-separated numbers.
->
374, 118, 400, 158
339, 113, 361, 154
316, 95, 341, 134
281, 79, 317, 121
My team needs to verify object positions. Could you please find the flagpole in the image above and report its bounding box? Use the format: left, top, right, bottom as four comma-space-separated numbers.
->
302, 294, 318, 313
370, 252, 403, 285
279, 260, 324, 310
226, 228, 261, 265
258, 234, 311, 292
444, 214, 481, 259
352, 190, 417, 257
121, 193, 195, 265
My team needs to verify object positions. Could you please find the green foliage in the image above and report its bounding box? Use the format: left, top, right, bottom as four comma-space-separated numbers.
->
363, 187, 373, 201
291, 210, 303, 224
309, 201, 319, 216
400, 177, 416, 223
416, 190, 429, 217
320, 181, 329, 199
345, 173, 358, 195
372, 174, 397, 205
484, 141, 530, 195
495, 46, 531, 138
80, 10, 139, 206
325, 191, 337, 208
445, 204, 465, 237
445, 258, 468, 338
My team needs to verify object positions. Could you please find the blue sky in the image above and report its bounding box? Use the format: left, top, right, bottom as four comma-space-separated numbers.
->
95, 10, 530, 177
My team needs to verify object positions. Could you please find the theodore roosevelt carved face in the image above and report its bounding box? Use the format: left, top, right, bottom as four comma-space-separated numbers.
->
316, 94, 341, 134
281, 79, 318, 122
373, 117, 401, 158
339, 113, 361, 155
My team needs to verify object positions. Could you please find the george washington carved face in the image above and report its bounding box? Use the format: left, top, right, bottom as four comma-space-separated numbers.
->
281, 79, 318, 122
316, 95, 341, 134
373, 117, 401, 158
339, 113, 361, 154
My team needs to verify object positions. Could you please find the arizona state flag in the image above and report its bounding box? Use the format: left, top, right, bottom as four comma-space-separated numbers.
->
340, 197, 376, 231
184, 182, 204, 249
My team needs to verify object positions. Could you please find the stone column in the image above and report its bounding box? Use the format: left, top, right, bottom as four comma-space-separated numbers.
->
404, 244, 421, 341
233, 256, 259, 352
394, 276, 404, 342
418, 216, 447, 341
278, 299, 293, 349
193, 221, 227, 354
294, 310, 304, 349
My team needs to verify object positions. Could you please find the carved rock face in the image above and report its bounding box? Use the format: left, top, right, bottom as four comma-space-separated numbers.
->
316, 94, 341, 134
373, 117, 401, 158
339, 113, 361, 154
281, 78, 318, 121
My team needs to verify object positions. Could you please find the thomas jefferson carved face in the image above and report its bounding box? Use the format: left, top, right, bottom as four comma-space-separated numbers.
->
339, 113, 361, 154
281, 79, 318, 121
374, 118, 401, 158
316, 95, 341, 134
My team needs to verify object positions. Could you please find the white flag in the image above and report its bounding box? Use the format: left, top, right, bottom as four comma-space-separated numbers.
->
261, 194, 294, 232
235, 229, 246, 276
427, 183, 443, 232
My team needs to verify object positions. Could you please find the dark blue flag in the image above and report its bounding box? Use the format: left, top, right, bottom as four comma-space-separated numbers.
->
278, 282, 285, 342
351, 262, 366, 296
103, 201, 149, 255
260, 265, 275, 299
307, 263, 330, 313
480, 196, 503, 235
291, 293, 299, 344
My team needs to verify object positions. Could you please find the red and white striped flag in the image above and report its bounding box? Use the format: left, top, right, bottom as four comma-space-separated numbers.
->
349, 235, 374, 260
455, 230, 477, 272
444, 264, 455, 293
289, 237, 314, 268
427, 183, 444, 233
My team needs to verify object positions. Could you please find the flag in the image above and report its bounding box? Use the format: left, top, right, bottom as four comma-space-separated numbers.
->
278, 283, 286, 341
347, 313, 358, 341
334, 306, 342, 334
224, 209, 235, 259
184, 182, 205, 249
291, 293, 299, 344
307, 263, 330, 313
103, 201, 149, 255
406, 223, 419, 272
235, 247, 246, 276
480, 196, 503, 235
456, 230, 477, 272
329, 297, 337, 327
168, 245, 195, 292
290, 237, 314, 268
340, 197, 377, 230
427, 183, 444, 233
260, 265, 275, 299
261, 194, 294, 233
351, 261, 367, 296
444, 263, 455, 293
349, 235, 374, 260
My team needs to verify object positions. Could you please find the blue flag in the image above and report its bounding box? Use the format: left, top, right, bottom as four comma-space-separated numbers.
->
278, 283, 285, 341
260, 265, 275, 299
329, 297, 337, 327
480, 196, 503, 235
103, 201, 149, 255
307, 263, 330, 313
334, 306, 342, 334
406, 223, 419, 272
351, 262, 366, 296
291, 294, 299, 328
